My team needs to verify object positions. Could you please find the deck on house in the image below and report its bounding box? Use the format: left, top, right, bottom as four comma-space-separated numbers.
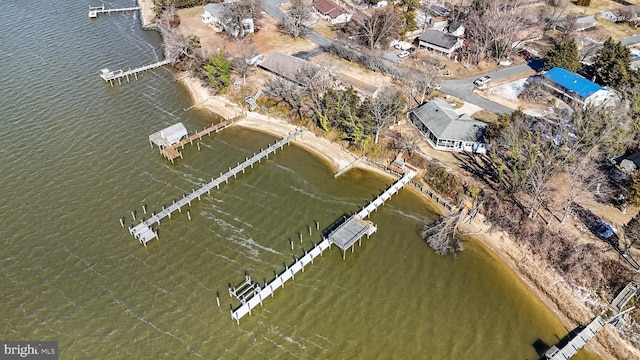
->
229, 167, 417, 323
99, 59, 171, 86
159, 120, 236, 161
89, 5, 141, 18
129, 128, 304, 246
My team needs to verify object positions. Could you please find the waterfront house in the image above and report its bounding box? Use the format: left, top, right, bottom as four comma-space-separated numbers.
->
417, 29, 463, 58
541, 67, 617, 108
408, 98, 488, 154
312, 0, 352, 25
201, 1, 254, 37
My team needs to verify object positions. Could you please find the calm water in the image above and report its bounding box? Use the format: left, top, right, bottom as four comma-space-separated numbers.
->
0, 1, 599, 359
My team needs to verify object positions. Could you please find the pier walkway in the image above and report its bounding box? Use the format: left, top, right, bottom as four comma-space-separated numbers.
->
229, 167, 417, 323
99, 59, 171, 86
89, 5, 140, 18
545, 316, 606, 360
129, 128, 304, 246
157, 119, 236, 162
544, 281, 640, 359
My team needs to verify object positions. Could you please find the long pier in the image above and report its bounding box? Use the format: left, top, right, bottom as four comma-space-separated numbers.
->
229, 167, 417, 323
158, 119, 236, 162
99, 59, 171, 86
89, 5, 141, 18
129, 128, 304, 246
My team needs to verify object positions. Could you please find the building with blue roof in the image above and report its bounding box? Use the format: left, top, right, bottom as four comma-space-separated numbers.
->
541, 67, 617, 108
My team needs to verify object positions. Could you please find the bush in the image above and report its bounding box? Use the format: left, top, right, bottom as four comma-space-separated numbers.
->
422, 161, 464, 200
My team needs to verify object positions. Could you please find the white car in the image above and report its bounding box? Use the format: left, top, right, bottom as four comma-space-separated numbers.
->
398, 51, 411, 59
473, 76, 491, 86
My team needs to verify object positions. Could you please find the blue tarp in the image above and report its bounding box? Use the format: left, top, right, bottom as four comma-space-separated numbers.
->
542, 67, 605, 99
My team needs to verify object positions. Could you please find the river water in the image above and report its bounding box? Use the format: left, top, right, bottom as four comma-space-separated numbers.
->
0, 1, 599, 359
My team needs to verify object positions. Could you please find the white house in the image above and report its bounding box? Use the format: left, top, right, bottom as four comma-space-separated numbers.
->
408, 98, 488, 154
600, 8, 625, 22
201, 1, 254, 37
313, 0, 352, 25
417, 29, 463, 58
446, 20, 465, 37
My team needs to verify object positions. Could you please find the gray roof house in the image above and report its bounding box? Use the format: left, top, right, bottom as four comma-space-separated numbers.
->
408, 98, 488, 154
417, 29, 463, 58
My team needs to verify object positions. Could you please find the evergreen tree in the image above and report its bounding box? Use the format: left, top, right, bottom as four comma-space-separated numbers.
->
591, 38, 633, 88
544, 38, 580, 72
203, 50, 231, 93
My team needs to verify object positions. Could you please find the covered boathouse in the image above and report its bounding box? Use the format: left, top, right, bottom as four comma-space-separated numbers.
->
148, 123, 188, 149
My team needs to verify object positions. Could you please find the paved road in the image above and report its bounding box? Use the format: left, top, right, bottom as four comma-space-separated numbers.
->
439, 63, 535, 114
263, 0, 532, 114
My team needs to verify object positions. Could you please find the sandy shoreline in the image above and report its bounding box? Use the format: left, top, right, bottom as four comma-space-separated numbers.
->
179, 74, 395, 180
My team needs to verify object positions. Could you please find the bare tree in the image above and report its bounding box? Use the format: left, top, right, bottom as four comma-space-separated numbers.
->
350, 7, 402, 50
230, 42, 258, 86
422, 209, 467, 256
222, 0, 265, 38
364, 87, 405, 144
279, 0, 312, 39
157, 5, 202, 69
465, 0, 541, 60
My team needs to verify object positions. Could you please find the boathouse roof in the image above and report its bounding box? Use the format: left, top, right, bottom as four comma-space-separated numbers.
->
149, 123, 188, 147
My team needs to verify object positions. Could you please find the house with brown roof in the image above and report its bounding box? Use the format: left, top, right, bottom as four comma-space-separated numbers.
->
258, 52, 322, 86
417, 29, 463, 58
336, 73, 379, 98
313, 0, 352, 25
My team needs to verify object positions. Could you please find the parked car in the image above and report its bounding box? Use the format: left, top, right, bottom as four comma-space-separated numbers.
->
398, 51, 411, 59
473, 76, 491, 86
595, 219, 615, 239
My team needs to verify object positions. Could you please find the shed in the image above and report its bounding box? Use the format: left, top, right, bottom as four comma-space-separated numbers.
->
149, 123, 188, 148
620, 151, 640, 172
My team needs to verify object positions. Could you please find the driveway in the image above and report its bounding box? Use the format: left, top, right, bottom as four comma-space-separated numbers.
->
264, 0, 332, 47
440, 63, 534, 114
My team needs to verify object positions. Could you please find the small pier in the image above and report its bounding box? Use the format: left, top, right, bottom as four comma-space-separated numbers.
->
229, 167, 416, 323
89, 4, 141, 18
333, 156, 364, 178
129, 128, 304, 246
609, 281, 640, 313
99, 59, 171, 86
150, 120, 236, 162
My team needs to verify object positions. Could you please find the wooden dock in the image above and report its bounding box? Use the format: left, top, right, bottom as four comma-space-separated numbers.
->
157, 120, 236, 162
129, 128, 304, 246
231, 239, 332, 323
99, 59, 171, 86
544, 316, 606, 360
89, 5, 141, 18
229, 166, 417, 323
